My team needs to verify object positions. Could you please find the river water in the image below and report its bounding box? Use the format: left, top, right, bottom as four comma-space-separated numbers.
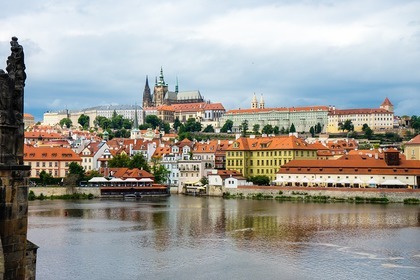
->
28, 196, 420, 280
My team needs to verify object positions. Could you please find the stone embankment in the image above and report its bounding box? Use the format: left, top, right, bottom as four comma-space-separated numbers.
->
218, 186, 420, 203
29, 187, 101, 197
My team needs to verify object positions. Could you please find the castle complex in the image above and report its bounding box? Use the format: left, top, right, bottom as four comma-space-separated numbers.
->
142, 68, 204, 108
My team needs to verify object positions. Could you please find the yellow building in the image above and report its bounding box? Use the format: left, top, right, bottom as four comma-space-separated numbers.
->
225, 135, 325, 181
405, 134, 420, 160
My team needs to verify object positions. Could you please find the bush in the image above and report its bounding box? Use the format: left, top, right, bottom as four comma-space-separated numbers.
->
28, 190, 36, 201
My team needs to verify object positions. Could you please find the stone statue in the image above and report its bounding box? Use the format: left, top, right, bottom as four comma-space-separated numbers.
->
0, 37, 26, 165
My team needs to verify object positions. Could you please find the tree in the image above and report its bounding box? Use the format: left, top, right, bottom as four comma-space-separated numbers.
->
78, 114, 90, 129
240, 120, 248, 137
111, 112, 124, 129
339, 119, 354, 132
182, 118, 202, 132
39, 170, 54, 185
161, 122, 171, 133
364, 127, 373, 139
252, 124, 260, 134
203, 124, 215, 133
145, 115, 161, 129
220, 119, 233, 133
249, 175, 270, 186
200, 176, 209, 186
66, 162, 85, 185
128, 153, 150, 172
280, 127, 286, 134
273, 126, 280, 135
122, 119, 132, 129
108, 154, 131, 168
290, 123, 296, 133
316, 122, 322, 134
150, 158, 170, 184
262, 124, 273, 135
309, 126, 315, 137
362, 123, 369, 132
94, 116, 111, 130
59, 118, 72, 128
173, 117, 182, 131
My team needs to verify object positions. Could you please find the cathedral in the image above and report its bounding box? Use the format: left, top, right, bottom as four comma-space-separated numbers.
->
142, 68, 204, 108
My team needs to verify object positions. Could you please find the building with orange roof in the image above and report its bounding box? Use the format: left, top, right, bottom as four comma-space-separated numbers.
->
226, 135, 321, 180
327, 98, 394, 133
276, 149, 420, 188
404, 134, 420, 160
24, 145, 82, 178
23, 113, 35, 128
221, 94, 329, 133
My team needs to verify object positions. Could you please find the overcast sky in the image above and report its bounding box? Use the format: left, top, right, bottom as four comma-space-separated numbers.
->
1, 0, 419, 121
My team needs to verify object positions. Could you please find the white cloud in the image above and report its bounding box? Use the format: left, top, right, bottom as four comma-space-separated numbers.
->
0, 0, 419, 121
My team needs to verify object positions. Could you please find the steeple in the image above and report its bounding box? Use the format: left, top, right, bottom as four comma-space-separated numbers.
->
175, 76, 179, 94
157, 66, 166, 86
133, 104, 139, 129
142, 75, 153, 108
251, 93, 258, 109
259, 94, 265, 109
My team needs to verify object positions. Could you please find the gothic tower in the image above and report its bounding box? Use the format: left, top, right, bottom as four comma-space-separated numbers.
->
142, 75, 153, 108
154, 67, 169, 107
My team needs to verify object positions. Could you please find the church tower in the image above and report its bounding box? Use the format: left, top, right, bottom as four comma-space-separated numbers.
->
251, 93, 258, 109
259, 94, 265, 109
154, 67, 169, 107
380, 97, 394, 112
142, 75, 153, 108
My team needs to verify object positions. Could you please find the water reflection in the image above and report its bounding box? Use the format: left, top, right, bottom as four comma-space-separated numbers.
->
28, 197, 420, 280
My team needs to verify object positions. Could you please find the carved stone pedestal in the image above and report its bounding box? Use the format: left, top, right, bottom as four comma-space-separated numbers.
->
0, 165, 32, 280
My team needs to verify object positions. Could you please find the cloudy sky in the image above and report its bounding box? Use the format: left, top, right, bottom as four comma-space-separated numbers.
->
1, 0, 419, 121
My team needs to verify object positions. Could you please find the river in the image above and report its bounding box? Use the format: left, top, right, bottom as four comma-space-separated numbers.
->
28, 196, 420, 280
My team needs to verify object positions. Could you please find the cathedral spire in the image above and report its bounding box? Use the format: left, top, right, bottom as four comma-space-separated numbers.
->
142, 75, 153, 108
158, 66, 166, 86
175, 76, 179, 94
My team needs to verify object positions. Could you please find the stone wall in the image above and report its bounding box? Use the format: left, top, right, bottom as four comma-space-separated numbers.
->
29, 187, 101, 197
220, 186, 420, 202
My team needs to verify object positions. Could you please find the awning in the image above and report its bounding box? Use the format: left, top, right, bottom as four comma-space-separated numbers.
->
124, 178, 139, 182
88, 177, 109, 183
367, 178, 378, 185
301, 177, 311, 183
380, 179, 407, 186
353, 178, 364, 184
312, 178, 324, 183
272, 178, 284, 183
138, 178, 154, 182
326, 178, 336, 184
109, 178, 124, 182
338, 178, 351, 184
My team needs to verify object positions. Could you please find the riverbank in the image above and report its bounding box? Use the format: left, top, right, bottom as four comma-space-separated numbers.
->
29, 186, 420, 203
220, 186, 420, 203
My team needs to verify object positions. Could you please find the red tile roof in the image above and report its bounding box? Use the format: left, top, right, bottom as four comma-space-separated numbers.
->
24, 145, 82, 161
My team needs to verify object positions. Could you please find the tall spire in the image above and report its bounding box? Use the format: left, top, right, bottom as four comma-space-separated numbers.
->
175, 76, 179, 94
133, 103, 139, 129
157, 66, 166, 86
142, 75, 153, 108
